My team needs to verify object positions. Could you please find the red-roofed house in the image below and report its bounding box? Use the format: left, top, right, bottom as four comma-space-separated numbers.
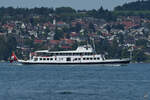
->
34, 39, 44, 44
49, 40, 60, 45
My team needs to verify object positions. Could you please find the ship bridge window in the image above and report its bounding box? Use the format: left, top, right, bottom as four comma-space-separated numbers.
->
83, 58, 86, 60
94, 58, 96, 60
90, 58, 93, 60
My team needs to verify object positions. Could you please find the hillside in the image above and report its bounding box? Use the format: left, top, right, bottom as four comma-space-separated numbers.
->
115, 0, 150, 11
113, 0, 150, 17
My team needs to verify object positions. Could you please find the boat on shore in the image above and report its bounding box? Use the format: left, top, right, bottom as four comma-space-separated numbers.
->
10, 45, 130, 65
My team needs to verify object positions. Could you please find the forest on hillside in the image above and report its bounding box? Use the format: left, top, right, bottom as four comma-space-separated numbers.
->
114, 0, 150, 17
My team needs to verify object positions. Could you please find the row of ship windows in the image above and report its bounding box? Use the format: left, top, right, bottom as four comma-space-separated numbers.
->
34, 57, 101, 61
74, 58, 100, 61
37, 53, 95, 56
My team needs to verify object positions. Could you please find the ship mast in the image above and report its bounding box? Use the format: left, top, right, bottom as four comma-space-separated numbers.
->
90, 37, 96, 53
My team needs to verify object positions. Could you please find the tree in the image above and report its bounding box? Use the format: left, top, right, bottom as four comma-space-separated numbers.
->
133, 50, 147, 62
75, 23, 81, 33
89, 22, 95, 32
54, 28, 64, 40
56, 7, 76, 14
136, 39, 147, 47
0, 35, 17, 60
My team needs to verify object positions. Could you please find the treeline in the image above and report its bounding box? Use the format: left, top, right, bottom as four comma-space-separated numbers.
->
0, 35, 17, 61
0, 6, 115, 22
115, 0, 150, 11
1, 0, 150, 22
114, 0, 150, 17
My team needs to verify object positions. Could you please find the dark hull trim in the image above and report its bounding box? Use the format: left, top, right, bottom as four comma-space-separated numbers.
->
20, 60, 130, 65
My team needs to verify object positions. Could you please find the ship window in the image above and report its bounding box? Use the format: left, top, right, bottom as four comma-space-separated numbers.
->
67, 57, 71, 61
63, 53, 66, 55
60, 53, 62, 56
83, 58, 86, 60
87, 53, 89, 55
50, 58, 53, 60
69, 53, 73, 56
90, 58, 93, 60
87, 58, 89, 60
56, 53, 58, 56
74, 58, 77, 61
47, 58, 50, 60
86, 47, 88, 50
55, 58, 57, 60
49, 53, 53, 56
43, 58, 46, 60
97, 58, 100, 60
59, 58, 63, 60
94, 58, 96, 60
78, 58, 81, 60
40, 58, 42, 60
34, 58, 38, 61
69, 53, 72, 56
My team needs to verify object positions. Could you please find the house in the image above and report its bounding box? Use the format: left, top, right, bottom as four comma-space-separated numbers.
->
49, 40, 60, 45
34, 39, 44, 44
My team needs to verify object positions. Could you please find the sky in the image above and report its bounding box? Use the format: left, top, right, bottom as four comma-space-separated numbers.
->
0, 0, 138, 10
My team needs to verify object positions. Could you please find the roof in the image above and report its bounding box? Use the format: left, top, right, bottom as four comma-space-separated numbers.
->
49, 40, 60, 44
34, 40, 43, 43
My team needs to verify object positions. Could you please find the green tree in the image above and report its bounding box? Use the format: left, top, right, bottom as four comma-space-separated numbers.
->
133, 50, 147, 62
56, 7, 76, 14
54, 28, 64, 40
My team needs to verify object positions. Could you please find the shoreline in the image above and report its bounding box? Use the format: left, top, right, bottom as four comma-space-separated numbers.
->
0, 60, 7, 62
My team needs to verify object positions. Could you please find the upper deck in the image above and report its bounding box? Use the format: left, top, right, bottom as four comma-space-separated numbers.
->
35, 45, 94, 54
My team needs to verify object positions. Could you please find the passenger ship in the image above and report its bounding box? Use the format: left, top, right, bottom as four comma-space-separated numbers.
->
10, 45, 130, 65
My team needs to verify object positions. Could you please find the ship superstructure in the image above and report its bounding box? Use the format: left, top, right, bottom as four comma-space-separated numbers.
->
15, 45, 130, 65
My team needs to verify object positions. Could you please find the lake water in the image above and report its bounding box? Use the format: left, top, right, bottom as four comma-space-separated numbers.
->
0, 63, 150, 100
